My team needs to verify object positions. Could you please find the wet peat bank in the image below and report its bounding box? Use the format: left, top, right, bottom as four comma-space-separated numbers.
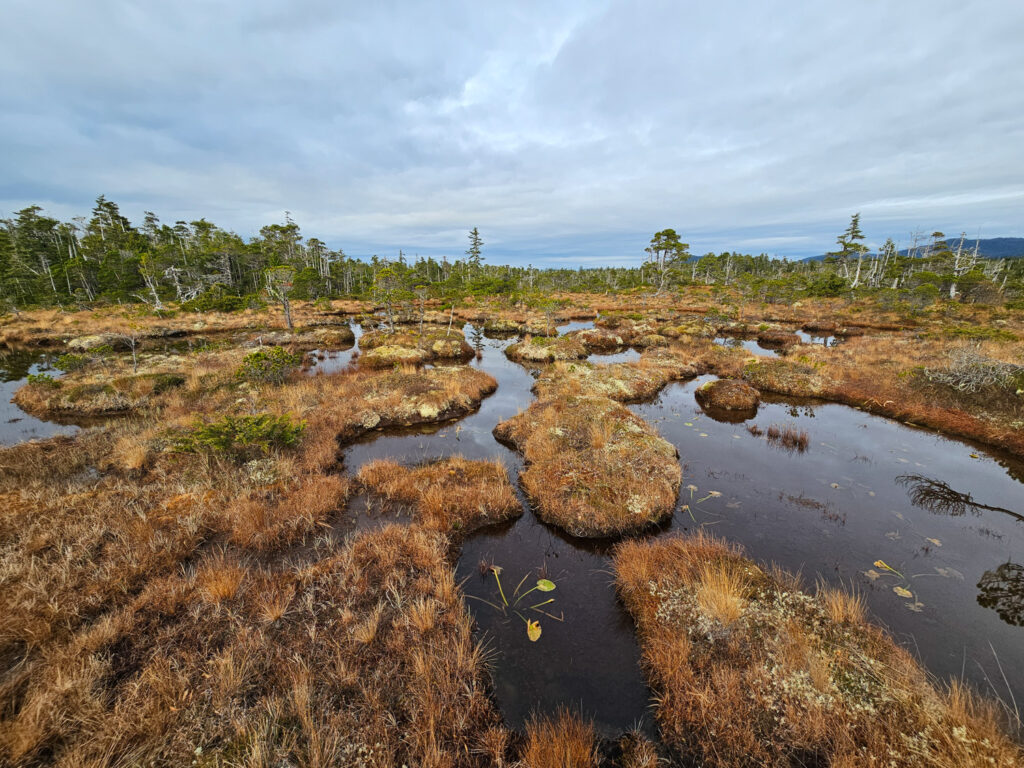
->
338, 321, 1024, 739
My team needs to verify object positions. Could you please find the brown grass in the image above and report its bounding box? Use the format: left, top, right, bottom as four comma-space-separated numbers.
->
694, 378, 760, 412
614, 533, 1024, 767
494, 395, 680, 537
0, 521, 505, 766
765, 423, 810, 452
521, 708, 598, 768
505, 334, 587, 363
0, 335, 510, 765
533, 349, 698, 403
357, 456, 521, 536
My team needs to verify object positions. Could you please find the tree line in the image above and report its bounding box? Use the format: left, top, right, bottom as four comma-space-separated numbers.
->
1, 198, 1021, 311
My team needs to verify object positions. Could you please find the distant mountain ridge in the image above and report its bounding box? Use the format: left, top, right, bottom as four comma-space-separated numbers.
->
802, 237, 1024, 262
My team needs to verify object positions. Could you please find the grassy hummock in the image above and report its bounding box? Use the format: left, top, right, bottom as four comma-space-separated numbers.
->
357, 456, 521, 537
695, 378, 760, 413
494, 395, 680, 537
533, 349, 698, 403
614, 533, 1023, 767
358, 326, 474, 368
504, 334, 587, 364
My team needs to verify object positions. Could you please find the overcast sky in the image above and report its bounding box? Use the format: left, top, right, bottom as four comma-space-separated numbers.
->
2, 1, 1022, 264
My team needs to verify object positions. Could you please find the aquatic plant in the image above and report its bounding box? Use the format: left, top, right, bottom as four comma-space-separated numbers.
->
471, 565, 559, 642
765, 423, 810, 452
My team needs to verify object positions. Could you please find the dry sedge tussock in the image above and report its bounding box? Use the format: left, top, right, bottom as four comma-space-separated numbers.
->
613, 533, 1023, 767
494, 395, 680, 537
0, 299, 368, 348
357, 456, 521, 536
2, 524, 505, 767
505, 334, 588, 363
534, 349, 698, 403
358, 326, 474, 368
0, 341, 506, 765
521, 709, 598, 768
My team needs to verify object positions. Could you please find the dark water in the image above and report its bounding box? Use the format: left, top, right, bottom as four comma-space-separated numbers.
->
334, 321, 1024, 734
713, 336, 780, 356
340, 322, 656, 736
795, 329, 840, 346
305, 322, 362, 375
632, 375, 1024, 711
0, 350, 78, 446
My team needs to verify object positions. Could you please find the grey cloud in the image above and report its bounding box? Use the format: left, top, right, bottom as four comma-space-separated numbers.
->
1, 0, 1021, 263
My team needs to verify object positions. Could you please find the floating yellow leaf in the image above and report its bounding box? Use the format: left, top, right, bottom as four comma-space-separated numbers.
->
874, 560, 904, 578
864, 569, 881, 581
893, 586, 913, 598
684, 422, 693, 427
535, 579, 556, 592
926, 538, 941, 547
526, 619, 542, 642
969, 453, 980, 459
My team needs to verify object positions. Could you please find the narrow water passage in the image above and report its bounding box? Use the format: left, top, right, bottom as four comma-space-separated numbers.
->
340, 321, 655, 736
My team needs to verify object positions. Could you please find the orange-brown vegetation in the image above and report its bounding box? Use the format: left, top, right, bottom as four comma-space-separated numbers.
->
357, 456, 521, 537
358, 326, 474, 368
494, 395, 680, 537
533, 349, 697, 402
695, 377, 761, 414
505, 334, 587, 364
521, 709, 598, 768
0, 299, 369, 349
0, 348, 507, 765
614, 533, 1023, 767
765, 423, 810, 452
1, 514, 505, 766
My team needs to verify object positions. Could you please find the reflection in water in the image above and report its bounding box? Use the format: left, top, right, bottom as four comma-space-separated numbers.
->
977, 563, 1024, 626
897, 474, 1024, 521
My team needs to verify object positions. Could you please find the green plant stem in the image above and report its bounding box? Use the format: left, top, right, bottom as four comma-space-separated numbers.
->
493, 571, 509, 607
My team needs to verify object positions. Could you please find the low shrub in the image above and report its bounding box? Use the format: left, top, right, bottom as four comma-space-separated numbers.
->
26, 372, 60, 388
55, 353, 89, 372
939, 325, 1018, 343
180, 284, 246, 313
173, 414, 305, 459
235, 346, 302, 385
923, 350, 1024, 395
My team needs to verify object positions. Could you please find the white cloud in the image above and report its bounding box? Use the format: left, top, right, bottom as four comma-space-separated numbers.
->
1, 0, 1022, 263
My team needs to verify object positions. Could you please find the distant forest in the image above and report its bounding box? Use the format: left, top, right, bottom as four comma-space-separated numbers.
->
2, 198, 1023, 310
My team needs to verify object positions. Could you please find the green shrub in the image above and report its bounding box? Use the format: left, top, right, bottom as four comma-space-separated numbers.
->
181, 284, 246, 313
940, 325, 1018, 343
235, 347, 302, 385
806, 274, 848, 297
173, 414, 305, 459
26, 372, 60, 388
56, 353, 88, 372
